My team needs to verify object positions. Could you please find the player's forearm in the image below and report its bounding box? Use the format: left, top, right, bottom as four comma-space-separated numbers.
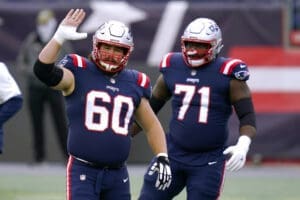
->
135, 98, 168, 154
145, 121, 168, 155
38, 38, 62, 64
233, 97, 256, 139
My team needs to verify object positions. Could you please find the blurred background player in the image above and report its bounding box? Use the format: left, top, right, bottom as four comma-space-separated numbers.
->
33, 9, 171, 199
133, 18, 256, 200
17, 9, 71, 163
0, 62, 23, 154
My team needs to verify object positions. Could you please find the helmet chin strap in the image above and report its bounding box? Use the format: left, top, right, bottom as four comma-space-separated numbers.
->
185, 48, 210, 67
100, 61, 119, 72
186, 49, 198, 56
187, 58, 206, 67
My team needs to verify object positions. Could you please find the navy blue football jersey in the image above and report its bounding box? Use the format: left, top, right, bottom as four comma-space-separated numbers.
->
160, 53, 250, 153
58, 54, 151, 165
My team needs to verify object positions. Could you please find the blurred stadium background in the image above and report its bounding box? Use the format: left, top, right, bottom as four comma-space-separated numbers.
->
1, 0, 300, 199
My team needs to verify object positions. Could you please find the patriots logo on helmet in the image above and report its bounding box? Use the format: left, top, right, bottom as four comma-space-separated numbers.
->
234, 70, 250, 81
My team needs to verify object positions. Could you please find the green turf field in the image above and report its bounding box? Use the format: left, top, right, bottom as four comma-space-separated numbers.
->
0, 163, 299, 200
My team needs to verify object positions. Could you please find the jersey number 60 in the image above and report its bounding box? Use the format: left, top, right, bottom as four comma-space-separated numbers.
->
85, 90, 134, 136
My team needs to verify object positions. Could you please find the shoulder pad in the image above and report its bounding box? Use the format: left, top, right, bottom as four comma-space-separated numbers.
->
57, 54, 87, 69
69, 54, 87, 68
137, 72, 150, 88
220, 58, 250, 81
159, 53, 174, 69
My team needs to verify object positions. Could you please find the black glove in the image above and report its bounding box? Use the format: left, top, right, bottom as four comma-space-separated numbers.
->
148, 154, 172, 190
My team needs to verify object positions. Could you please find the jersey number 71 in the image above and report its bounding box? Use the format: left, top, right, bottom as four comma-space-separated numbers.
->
175, 84, 210, 123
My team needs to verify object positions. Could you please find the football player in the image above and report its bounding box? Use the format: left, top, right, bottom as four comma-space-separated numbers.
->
33, 9, 171, 200
0, 62, 23, 154
135, 18, 257, 199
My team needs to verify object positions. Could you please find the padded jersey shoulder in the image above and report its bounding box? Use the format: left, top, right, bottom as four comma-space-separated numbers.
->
218, 57, 250, 81
57, 54, 89, 71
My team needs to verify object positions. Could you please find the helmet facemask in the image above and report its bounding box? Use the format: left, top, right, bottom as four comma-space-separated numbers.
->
92, 40, 130, 74
181, 40, 213, 67
181, 18, 223, 68
91, 20, 134, 74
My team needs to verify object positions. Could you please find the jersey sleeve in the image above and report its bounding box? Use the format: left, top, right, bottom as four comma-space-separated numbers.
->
57, 54, 87, 73
159, 52, 174, 73
219, 58, 250, 81
136, 72, 151, 99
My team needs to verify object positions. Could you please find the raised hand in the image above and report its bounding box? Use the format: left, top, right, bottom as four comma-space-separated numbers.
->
53, 8, 87, 45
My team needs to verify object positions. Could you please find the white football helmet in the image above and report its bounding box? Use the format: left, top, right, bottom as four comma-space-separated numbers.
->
181, 18, 223, 67
92, 20, 134, 73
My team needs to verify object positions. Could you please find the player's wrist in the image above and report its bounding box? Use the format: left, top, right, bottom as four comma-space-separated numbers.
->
53, 25, 73, 45
156, 153, 170, 165
53, 30, 65, 45
156, 152, 168, 158
237, 135, 251, 150
53, 25, 87, 45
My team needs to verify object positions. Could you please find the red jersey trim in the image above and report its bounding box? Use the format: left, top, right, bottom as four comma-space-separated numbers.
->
220, 58, 242, 75
160, 53, 174, 69
70, 54, 87, 68
137, 72, 150, 88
